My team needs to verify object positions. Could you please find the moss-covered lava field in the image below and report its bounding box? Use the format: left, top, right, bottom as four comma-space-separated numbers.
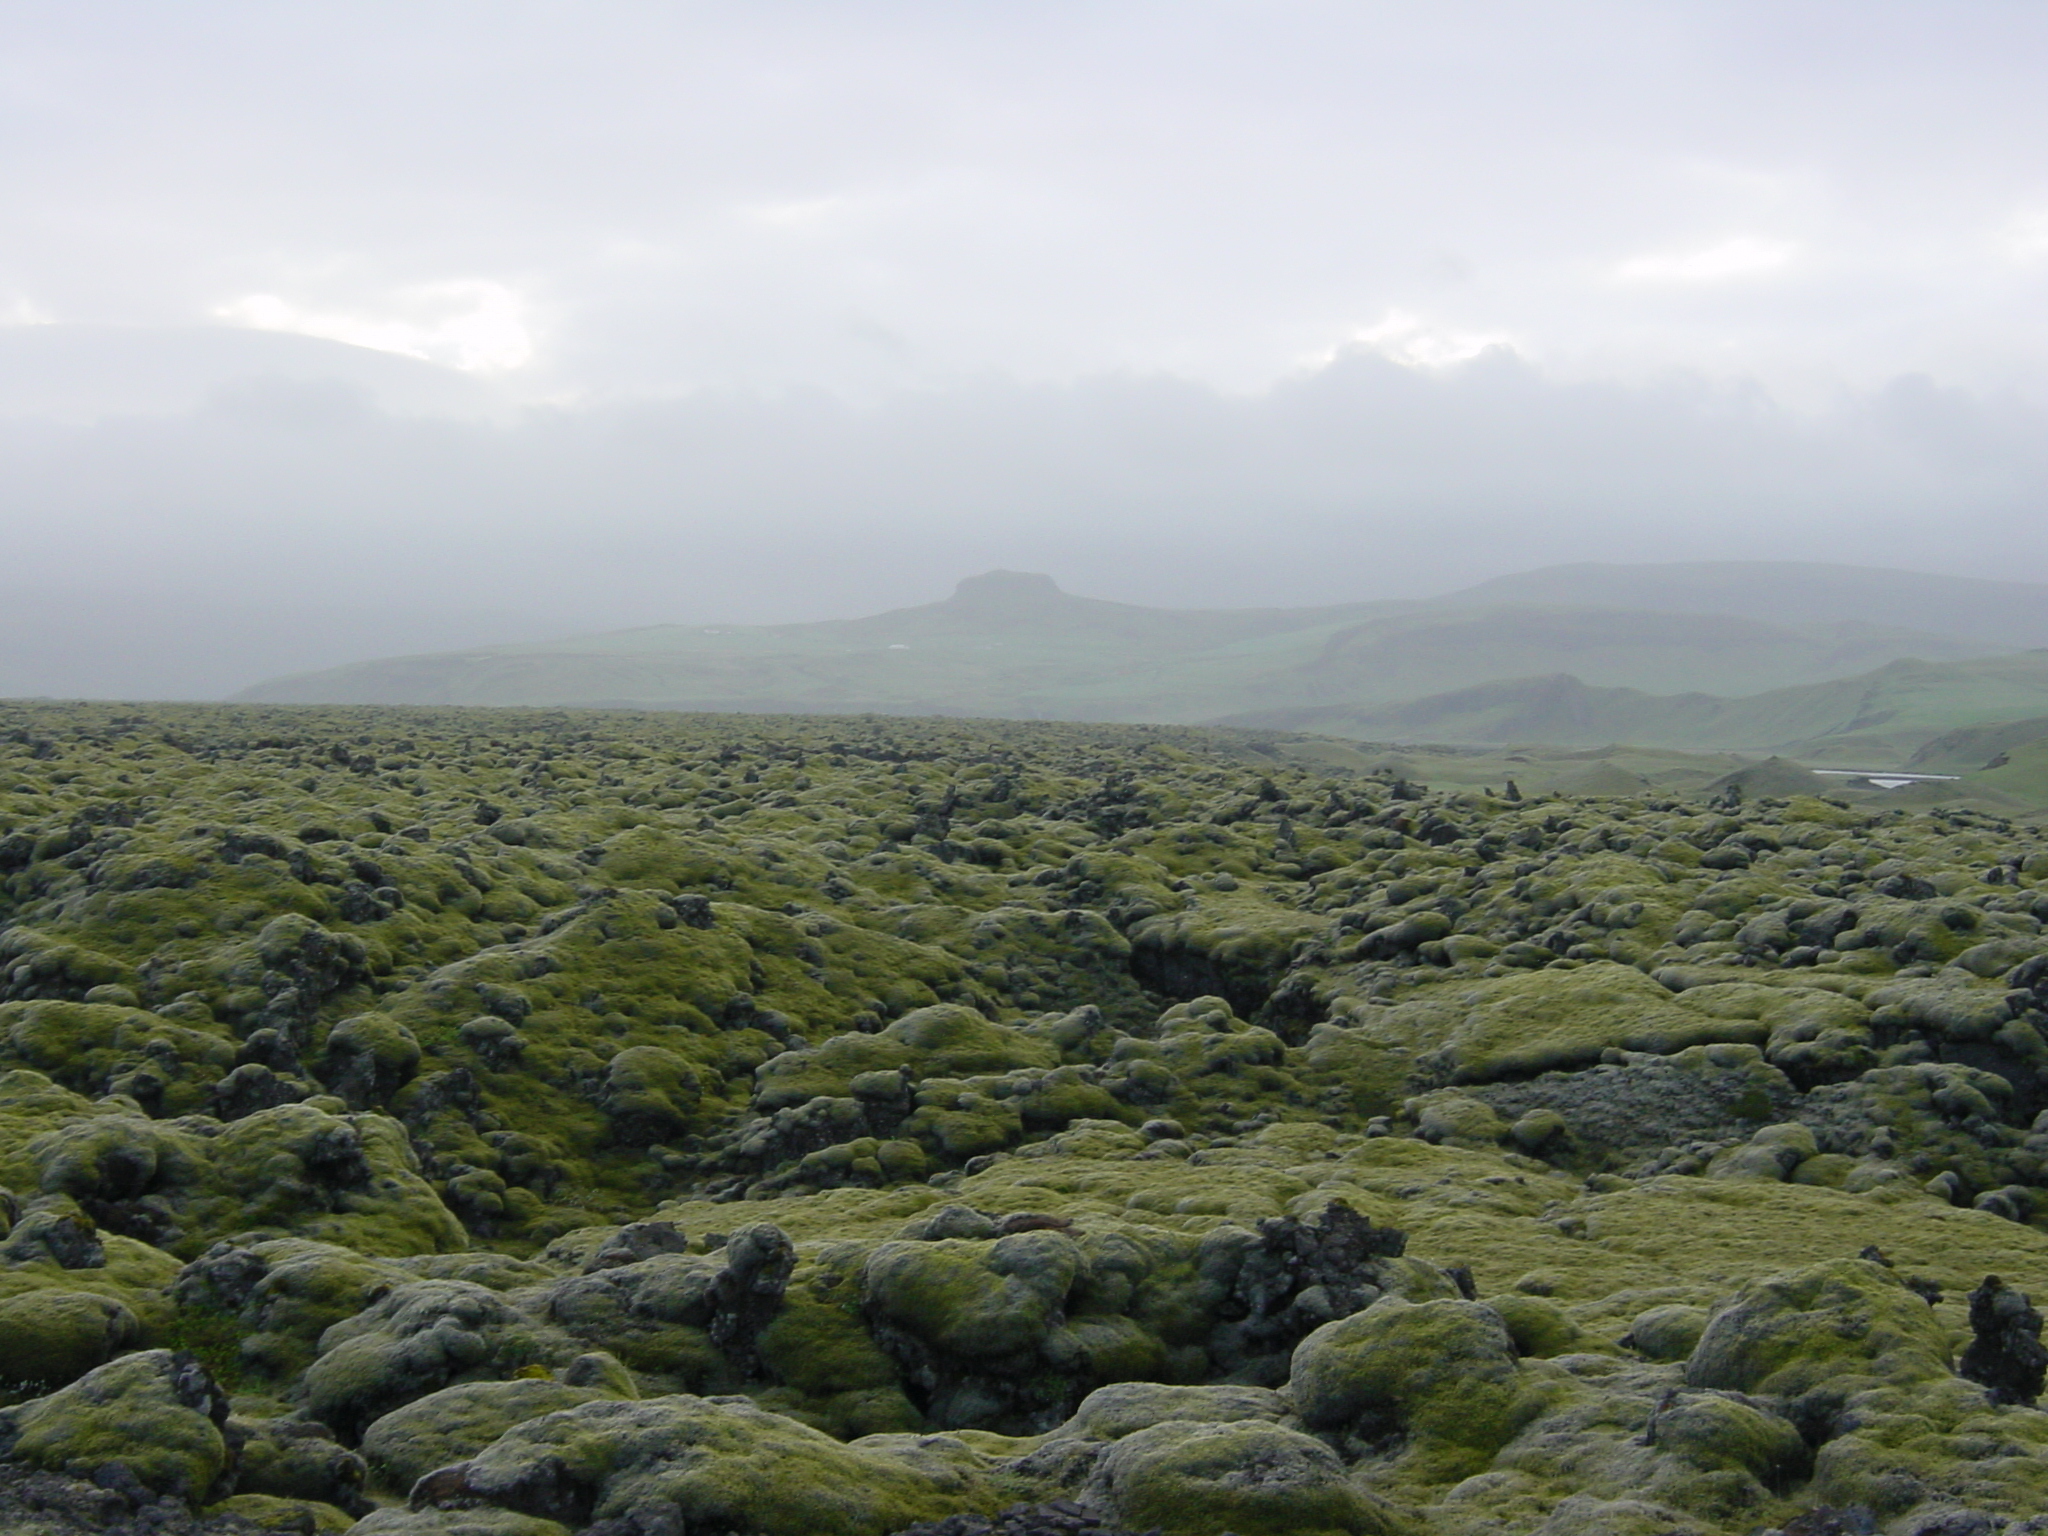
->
6, 702, 2048, 1535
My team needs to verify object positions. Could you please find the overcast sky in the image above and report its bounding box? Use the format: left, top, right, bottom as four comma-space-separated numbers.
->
4, 2, 2048, 697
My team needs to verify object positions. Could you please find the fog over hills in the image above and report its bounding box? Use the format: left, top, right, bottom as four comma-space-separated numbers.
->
236, 560, 2048, 764
1440, 561, 2048, 652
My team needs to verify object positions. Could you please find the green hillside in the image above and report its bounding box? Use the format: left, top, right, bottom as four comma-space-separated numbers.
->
1232, 652, 2048, 764
1962, 737, 2048, 805
1906, 715, 2048, 774
1450, 558, 2048, 650
1225, 673, 1732, 747
235, 564, 2010, 724
235, 571, 1395, 716
1293, 604, 1986, 702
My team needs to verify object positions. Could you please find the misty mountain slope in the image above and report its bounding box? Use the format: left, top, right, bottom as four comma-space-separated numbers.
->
1443, 559, 2048, 650
556, 569, 1395, 656
1229, 651, 2048, 761
233, 561, 2016, 721
1740, 652, 2048, 759
1907, 716, 2048, 774
1221, 673, 1735, 745
1953, 736, 2048, 807
1292, 602, 1986, 701
234, 571, 1398, 714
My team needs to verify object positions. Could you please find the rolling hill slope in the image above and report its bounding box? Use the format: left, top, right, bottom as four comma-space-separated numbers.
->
1226, 651, 2048, 760
1443, 559, 2048, 651
235, 571, 1397, 716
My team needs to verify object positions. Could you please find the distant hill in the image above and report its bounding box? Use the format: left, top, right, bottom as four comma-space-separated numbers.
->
1285, 605, 1974, 703
1227, 652, 2048, 761
1444, 560, 2048, 651
1905, 716, 2048, 774
1222, 674, 1730, 746
234, 571, 1398, 715
235, 561, 2034, 734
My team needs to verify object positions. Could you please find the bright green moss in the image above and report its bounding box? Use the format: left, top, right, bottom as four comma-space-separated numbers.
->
1086, 1417, 1415, 1536
1291, 1298, 1538, 1483
757, 1284, 903, 1398
0, 1349, 228, 1499
1685, 1257, 1953, 1396
1360, 963, 1769, 1086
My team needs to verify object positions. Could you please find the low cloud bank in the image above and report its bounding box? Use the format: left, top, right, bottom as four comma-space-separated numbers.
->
3, 338, 2044, 700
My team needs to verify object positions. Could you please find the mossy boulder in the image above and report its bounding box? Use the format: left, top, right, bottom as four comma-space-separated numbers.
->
351, 1511, 572, 1536
1407, 1091, 1509, 1149
1622, 1305, 1710, 1363
206, 1491, 356, 1532
231, 1416, 369, 1511
1868, 973, 2016, 1042
1706, 1121, 1818, 1181
1685, 1257, 1953, 1396
1648, 1390, 1806, 1483
1489, 1364, 1808, 1526
1291, 1297, 1533, 1481
19, 1095, 466, 1260
1671, 981, 1877, 1082
1805, 1377, 2048, 1521
753, 1006, 1057, 1113
596, 1045, 712, 1147
319, 1013, 422, 1108
1082, 1417, 1413, 1536
882, 1005, 1059, 1078
0, 1206, 104, 1269
0, 1287, 139, 1388
174, 1236, 418, 1383
201, 1104, 468, 1257
304, 1280, 575, 1440
862, 1230, 1080, 1361
1487, 1292, 1596, 1359
0, 1348, 228, 1499
415, 1394, 985, 1535
541, 1258, 724, 1383
757, 1283, 904, 1400
359, 1374, 628, 1493
537, 1223, 793, 1390
860, 1227, 1091, 1429
1061, 1381, 1287, 1441
1362, 964, 1765, 1086
0, 1000, 237, 1117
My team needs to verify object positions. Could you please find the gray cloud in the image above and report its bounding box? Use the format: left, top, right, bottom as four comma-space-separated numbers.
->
3, 3, 2047, 699
5, 3, 2048, 399
3, 336, 2044, 699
